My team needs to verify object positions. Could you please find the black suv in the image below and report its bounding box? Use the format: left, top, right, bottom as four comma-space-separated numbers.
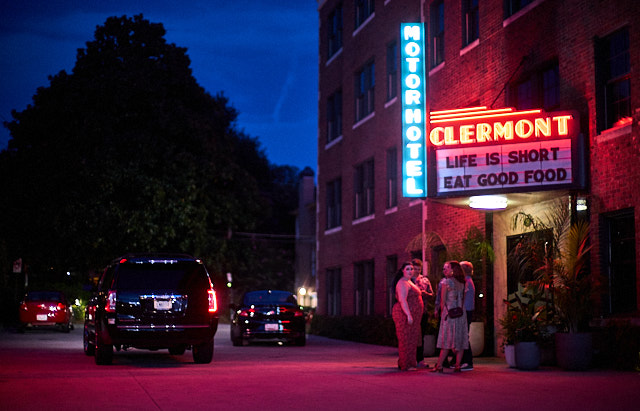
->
83, 254, 219, 365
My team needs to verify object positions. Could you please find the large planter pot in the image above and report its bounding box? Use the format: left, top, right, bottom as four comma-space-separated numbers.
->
423, 334, 436, 357
555, 332, 593, 371
515, 341, 540, 370
469, 321, 485, 356
504, 344, 516, 368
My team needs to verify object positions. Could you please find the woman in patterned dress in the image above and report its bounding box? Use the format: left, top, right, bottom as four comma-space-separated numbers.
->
392, 262, 424, 371
432, 260, 469, 372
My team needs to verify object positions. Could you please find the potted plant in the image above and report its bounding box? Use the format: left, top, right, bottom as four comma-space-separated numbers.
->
422, 316, 439, 357
552, 220, 594, 370
498, 300, 518, 368
500, 285, 546, 370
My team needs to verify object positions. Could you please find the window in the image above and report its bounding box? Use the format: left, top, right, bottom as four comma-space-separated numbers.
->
386, 41, 398, 101
354, 159, 374, 219
354, 260, 374, 316
326, 178, 342, 229
328, 4, 343, 58
600, 208, 637, 315
327, 90, 343, 143
430, 1, 445, 67
515, 78, 534, 109
326, 267, 342, 316
386, 255, 398, 316
386, 147, 397, 209
596, 28, 631, 132
542, 64, 560, 109
355, 60, 375, 121
462, 0, 479, 46
510, 61, 559, 110
505, 0, 534, 18
355, 0, 374, 29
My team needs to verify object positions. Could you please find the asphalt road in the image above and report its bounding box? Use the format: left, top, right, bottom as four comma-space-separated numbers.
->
1, 323, 638, 411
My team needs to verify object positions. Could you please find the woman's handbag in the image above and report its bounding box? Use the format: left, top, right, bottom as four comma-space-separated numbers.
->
445, 285, 465, 319
447, 306, 464, 319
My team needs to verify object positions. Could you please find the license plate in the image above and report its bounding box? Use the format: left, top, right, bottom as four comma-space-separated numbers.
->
265, 323, 279, 331
154, 299, 172, 310
36, 314, 48, 321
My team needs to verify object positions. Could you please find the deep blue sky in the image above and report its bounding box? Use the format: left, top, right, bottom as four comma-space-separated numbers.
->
0, 0, 318, 172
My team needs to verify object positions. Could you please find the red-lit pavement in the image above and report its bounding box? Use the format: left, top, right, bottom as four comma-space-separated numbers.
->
1, 324, 638, 410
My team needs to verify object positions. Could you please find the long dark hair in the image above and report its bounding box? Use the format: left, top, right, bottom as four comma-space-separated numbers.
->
393, 261, 413, 288
447, 260, 465, 284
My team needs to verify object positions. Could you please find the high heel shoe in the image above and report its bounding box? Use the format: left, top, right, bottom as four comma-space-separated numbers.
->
431, 365, 444, 373
453, 366, 461, 373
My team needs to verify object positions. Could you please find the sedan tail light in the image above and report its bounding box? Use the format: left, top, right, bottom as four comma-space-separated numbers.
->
208, 289, 217, 313
238, 308, 256, 317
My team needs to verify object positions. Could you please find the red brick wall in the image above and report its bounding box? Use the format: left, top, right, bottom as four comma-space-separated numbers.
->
317, 0, 640, 317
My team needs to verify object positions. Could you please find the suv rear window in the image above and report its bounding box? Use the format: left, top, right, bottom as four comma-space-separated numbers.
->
243, 291, 297, 305
115, 263, 209, 290
25, 291, 63, 302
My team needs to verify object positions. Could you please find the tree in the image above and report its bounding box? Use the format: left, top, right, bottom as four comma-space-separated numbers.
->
0, 15, 298, 290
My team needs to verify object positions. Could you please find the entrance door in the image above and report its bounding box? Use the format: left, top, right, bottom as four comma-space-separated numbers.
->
506, 229, 553, 295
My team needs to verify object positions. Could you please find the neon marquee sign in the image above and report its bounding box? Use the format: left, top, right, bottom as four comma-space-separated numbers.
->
428, 107, 582, 196
400, 23, 427, 197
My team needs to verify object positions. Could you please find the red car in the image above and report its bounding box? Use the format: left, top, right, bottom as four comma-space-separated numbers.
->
19, 291, 74, 332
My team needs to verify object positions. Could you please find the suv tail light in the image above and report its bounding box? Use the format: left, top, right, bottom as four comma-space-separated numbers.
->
208, 289, 217, 313
106, 290, 117, 312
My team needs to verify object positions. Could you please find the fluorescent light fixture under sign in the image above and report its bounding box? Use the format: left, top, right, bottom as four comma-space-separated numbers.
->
469, 195, 508, 210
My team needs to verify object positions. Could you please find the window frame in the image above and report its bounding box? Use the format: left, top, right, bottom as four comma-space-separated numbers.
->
354, 158, 375, 220
354, 260, 375, 316
386, 41, 398, 101
430, 1, 445, 68
462, 0, 479, 47
327, 89, 343, 144
386, 147, 398, 209
355, 0, 375, 29
328, 3, 343, 58
355, 60, 375, 122
509, 60, 560, 111
326, 178, 342, 230
326, 267, 342, 316
595, 27, 631, 132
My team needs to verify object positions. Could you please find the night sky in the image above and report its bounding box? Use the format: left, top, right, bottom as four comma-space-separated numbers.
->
0, 0, 318, 172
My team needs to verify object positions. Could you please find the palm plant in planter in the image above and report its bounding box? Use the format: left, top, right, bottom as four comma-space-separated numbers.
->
552, 220, 593, 333
511, 200, 595, 370
552, 220, 595, 370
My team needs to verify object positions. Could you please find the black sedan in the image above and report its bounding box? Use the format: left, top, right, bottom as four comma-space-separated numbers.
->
231, 290, 306, 346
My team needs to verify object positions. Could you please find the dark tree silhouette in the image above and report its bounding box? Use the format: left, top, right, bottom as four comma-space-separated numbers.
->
0, 15, 301, 294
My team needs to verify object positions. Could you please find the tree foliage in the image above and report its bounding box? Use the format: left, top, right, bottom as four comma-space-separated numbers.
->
0, 15, 301, 292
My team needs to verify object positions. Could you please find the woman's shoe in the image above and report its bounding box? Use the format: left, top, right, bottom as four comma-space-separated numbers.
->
453, 366, 461, 373
431, 365, 443, 373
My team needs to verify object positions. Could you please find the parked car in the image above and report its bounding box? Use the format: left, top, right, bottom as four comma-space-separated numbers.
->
83, 253, 219, 365
19, 291, 74, 333
231, 290, 306, 346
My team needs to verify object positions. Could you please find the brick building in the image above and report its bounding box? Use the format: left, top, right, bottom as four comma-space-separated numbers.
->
316, 0, 639, 355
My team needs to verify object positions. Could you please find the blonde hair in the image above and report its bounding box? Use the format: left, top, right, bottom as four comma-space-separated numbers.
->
460, 261, 473, 277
